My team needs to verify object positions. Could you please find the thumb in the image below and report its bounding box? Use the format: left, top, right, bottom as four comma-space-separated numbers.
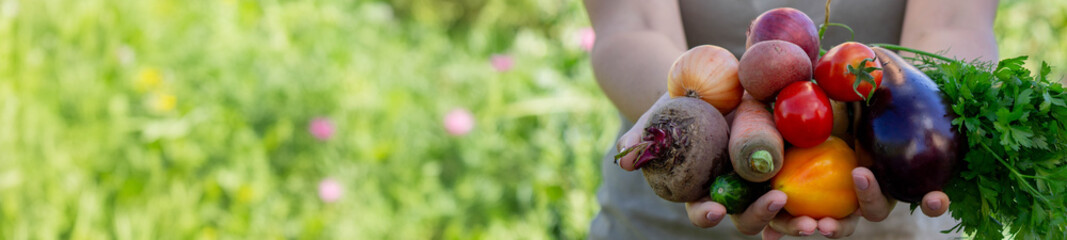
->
615, 126, 644, 171
616, 93, 669, 171
761, 225, 784, 240
920, 191, 950, 217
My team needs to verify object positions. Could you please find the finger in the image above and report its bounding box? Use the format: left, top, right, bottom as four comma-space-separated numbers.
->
615, 127, 643, 171
920, 191, 950, 217
685, 198, 727, 228
617, 94, 669, 171
852, 167, 895, 222
761, 225, 783, 240
767, 212, 817, 237
816, 213, 860, 238
730, 190, 787, 235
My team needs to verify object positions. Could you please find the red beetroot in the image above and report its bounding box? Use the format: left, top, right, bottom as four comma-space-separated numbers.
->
619, 97, 731, 202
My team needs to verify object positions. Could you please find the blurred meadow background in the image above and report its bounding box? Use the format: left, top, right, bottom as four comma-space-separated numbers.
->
0, 0, 1064, 239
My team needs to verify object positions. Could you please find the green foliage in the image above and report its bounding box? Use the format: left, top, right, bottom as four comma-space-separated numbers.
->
912, 51, 1067, 239
996, 0, 1067, 82
0, 0, 611, 239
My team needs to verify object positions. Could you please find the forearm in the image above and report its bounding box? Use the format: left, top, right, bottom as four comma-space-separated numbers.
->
900, 0, 999, 62
900, 29, 998, 62
591, 31, 685, 122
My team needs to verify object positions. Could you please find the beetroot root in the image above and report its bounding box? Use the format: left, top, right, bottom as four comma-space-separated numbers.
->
626, 97, 731, 202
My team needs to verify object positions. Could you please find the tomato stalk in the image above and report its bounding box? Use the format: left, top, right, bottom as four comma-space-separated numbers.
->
817, 0, 855, 48
847, 58, 882, 102
818, 0, 832, 40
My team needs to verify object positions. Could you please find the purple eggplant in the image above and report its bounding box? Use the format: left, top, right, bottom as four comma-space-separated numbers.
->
855, 47, 962, 203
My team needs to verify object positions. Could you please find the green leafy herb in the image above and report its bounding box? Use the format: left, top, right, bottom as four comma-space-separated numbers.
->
874, 44, 1067, 239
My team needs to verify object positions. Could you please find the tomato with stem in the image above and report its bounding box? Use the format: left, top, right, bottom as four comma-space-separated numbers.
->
814, 42, 883, 102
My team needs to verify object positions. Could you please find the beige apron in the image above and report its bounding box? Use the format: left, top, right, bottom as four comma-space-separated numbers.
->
590, 1, 961, 239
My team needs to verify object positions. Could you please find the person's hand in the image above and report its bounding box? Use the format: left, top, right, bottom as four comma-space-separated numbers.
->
760, 167, 882, 239
615, 94, 669, 171
850, 167, 950, 220
685, 191, 788, 234
760, 167, 951, 239
614, 122, 645, 171
616, 93, 785, 235
621, 123, 788, 234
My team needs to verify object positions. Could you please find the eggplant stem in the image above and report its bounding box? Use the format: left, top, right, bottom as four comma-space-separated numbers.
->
749, 150, 774, 174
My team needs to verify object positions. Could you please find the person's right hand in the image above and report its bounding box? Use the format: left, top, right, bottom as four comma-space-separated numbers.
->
615, 94, 785, 235
615, 93, 669, 171
617, 114, 787, 235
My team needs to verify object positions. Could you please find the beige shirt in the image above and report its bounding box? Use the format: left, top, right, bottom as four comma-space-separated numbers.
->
590, 1, 960, 239
680, 0, 906, 56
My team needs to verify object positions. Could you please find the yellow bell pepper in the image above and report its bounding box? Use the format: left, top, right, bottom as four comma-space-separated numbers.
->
772, 136, 858, 219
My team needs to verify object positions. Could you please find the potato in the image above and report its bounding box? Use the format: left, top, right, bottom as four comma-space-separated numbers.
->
738, 40, 812, 102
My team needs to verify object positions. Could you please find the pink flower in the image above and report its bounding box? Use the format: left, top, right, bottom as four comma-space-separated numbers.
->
443, 108, 474, 136
578, 27, 596, 52
490, 54, 514, 72
318, 178, 343, 203
309, 117, 335, 141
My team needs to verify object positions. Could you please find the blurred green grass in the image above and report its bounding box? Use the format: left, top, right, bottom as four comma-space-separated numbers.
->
0, 0, 1063, 239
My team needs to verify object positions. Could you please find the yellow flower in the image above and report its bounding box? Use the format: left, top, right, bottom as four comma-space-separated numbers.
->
237, 184, 255, 203
136, 67, 163, 92
150, 92, 176, 112
199, 227, 217, 240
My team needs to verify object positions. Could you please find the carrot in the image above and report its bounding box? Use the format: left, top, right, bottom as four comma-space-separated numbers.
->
728, 93, 785, 182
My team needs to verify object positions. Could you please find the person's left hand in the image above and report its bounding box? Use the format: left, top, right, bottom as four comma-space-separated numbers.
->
759, 167, 951, 239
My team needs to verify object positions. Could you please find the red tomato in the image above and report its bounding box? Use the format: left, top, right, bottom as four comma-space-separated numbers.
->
774, 81, 833, 148
814, 42, 883, 102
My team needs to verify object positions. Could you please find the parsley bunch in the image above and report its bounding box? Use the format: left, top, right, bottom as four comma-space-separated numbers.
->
875, 44, 1067, 239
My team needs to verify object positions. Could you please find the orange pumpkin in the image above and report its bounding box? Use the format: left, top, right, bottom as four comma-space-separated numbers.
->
772, 136, 858, 219
668, 45, 744, 115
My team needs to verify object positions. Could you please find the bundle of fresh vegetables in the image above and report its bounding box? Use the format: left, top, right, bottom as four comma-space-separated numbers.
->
615, 5, 1067, 239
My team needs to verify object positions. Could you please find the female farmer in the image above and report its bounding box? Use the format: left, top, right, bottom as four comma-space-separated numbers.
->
585, 1, 998, 239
